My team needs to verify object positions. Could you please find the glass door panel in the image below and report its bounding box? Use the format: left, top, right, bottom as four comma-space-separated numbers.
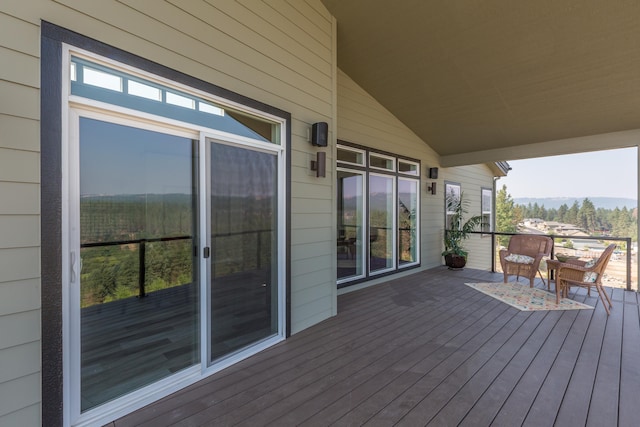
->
369, 174, 395, 273
209, 142, 278, 361
398, 178, 418, 266
78, 117, 199, 411
337, 170, 365, 281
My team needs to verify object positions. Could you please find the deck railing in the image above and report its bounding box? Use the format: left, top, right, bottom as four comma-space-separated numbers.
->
464, 231, 635, 291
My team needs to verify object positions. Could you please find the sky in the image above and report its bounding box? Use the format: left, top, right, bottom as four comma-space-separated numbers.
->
497, 147, 638, 200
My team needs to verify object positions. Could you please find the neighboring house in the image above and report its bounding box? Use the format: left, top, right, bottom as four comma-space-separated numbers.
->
0, 2, 506, 426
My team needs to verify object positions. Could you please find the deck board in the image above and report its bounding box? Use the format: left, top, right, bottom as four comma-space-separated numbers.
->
115, 267, 640, 427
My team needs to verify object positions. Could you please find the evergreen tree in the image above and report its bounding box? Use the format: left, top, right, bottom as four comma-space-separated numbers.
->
557, 203, 568, 223
566, 201, 580, 226
495, 185, 517, 246
579, 198, 597, 232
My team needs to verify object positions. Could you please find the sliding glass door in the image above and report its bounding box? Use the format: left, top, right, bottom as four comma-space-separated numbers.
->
65, 52, 286, 425
76, 117, 199, 411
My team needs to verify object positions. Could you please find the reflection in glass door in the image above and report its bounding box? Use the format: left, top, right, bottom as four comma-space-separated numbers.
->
369, 174, 395, 273
208, 142, 279, 361
337, 170, 365, 281
398, 178, 418, 266
77, 117, 199, 411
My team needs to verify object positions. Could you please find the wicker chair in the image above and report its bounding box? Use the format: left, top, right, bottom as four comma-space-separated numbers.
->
556, 244, 616, 315
499, 235, 553, 287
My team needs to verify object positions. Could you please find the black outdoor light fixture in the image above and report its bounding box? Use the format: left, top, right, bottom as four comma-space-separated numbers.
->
427, 182, 437, 195
310, 151, 326, 178
426, 167, 438, 194
309, 122, 328, 177
311, 122, 328, 146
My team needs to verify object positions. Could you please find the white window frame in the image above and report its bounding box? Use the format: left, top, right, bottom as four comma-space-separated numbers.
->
369, 152, 396, 172
481, 187, 493, 234
398, 177, 421, 268
368, 172, 398, 275
445, 182, 461, 230
337, 144, 366, 167
336, 167, 367, 285
398, 159, 420, 176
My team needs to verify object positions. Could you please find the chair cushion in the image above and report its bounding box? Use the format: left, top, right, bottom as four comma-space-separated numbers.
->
583, 272, 598, 282
504, 254, 535, 264
583, 259, 597, 282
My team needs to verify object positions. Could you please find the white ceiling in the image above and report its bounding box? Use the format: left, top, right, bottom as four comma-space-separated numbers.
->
322, 0, 640, 166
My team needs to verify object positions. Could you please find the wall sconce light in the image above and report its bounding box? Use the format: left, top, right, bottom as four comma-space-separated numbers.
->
310, 151, 326, 177
311, 122, 328, 147
427, 182, 436, 195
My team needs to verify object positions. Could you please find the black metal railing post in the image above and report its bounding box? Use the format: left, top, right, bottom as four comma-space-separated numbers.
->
138, 239, 146, 298
627, 237, 632, 291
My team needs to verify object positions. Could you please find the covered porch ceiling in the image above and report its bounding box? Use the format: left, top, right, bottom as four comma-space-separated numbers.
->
321, 0, 640, 167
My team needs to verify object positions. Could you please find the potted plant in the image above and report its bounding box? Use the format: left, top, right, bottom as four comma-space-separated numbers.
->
442, 191, 483, 269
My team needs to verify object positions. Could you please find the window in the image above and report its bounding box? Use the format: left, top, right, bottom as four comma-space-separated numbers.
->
337, 142, 420, 286
398, 159, 419, 175
369, 152, 396, 171
337, 145, 365, 166
445, 182, 461, 230
481, 187, 493, 233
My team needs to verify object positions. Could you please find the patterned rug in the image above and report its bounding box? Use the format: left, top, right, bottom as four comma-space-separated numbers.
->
465, 282, 593, 311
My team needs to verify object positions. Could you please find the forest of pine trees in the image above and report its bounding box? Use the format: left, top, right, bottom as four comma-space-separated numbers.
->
496, 184, 638, 244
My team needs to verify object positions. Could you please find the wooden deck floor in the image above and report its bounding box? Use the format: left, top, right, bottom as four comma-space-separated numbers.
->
113, 267, 640, 426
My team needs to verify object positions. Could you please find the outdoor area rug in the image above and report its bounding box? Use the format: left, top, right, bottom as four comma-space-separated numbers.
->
465, 282, 593, 311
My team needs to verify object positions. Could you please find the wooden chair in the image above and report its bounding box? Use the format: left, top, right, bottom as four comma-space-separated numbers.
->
499, 235, 553, 287
556, 243, 616, 315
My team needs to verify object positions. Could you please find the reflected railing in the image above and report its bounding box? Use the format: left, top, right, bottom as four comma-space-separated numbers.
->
80, 229, 273, 304
81, 235, 192, 301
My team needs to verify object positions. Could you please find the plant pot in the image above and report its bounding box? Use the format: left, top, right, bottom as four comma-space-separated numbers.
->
444, 253, 466, 270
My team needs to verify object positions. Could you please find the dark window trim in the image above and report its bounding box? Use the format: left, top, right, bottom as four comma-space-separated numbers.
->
41, 21, 292, 426
336, 140, 421, 288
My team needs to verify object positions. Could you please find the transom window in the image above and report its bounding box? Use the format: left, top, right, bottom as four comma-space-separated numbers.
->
70, 56, 280, 144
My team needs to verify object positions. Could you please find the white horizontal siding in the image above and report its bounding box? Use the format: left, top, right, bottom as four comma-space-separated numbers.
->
0, 341, 40, 384
0, 8, 43, 424
0, 373, 40, 418
0, 403, 40, 427
0, 115, 39, 152
0, 183, 39, 214
0, 216, 40, 249
0, 279, 40, 316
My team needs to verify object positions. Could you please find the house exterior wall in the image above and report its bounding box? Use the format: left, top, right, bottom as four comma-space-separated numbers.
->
0, 1, 336, 425
0, 1, 498, 425
442, 164, 496, 270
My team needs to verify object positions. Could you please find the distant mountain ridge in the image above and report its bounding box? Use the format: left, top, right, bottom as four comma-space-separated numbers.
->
514, 197, 637, 210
